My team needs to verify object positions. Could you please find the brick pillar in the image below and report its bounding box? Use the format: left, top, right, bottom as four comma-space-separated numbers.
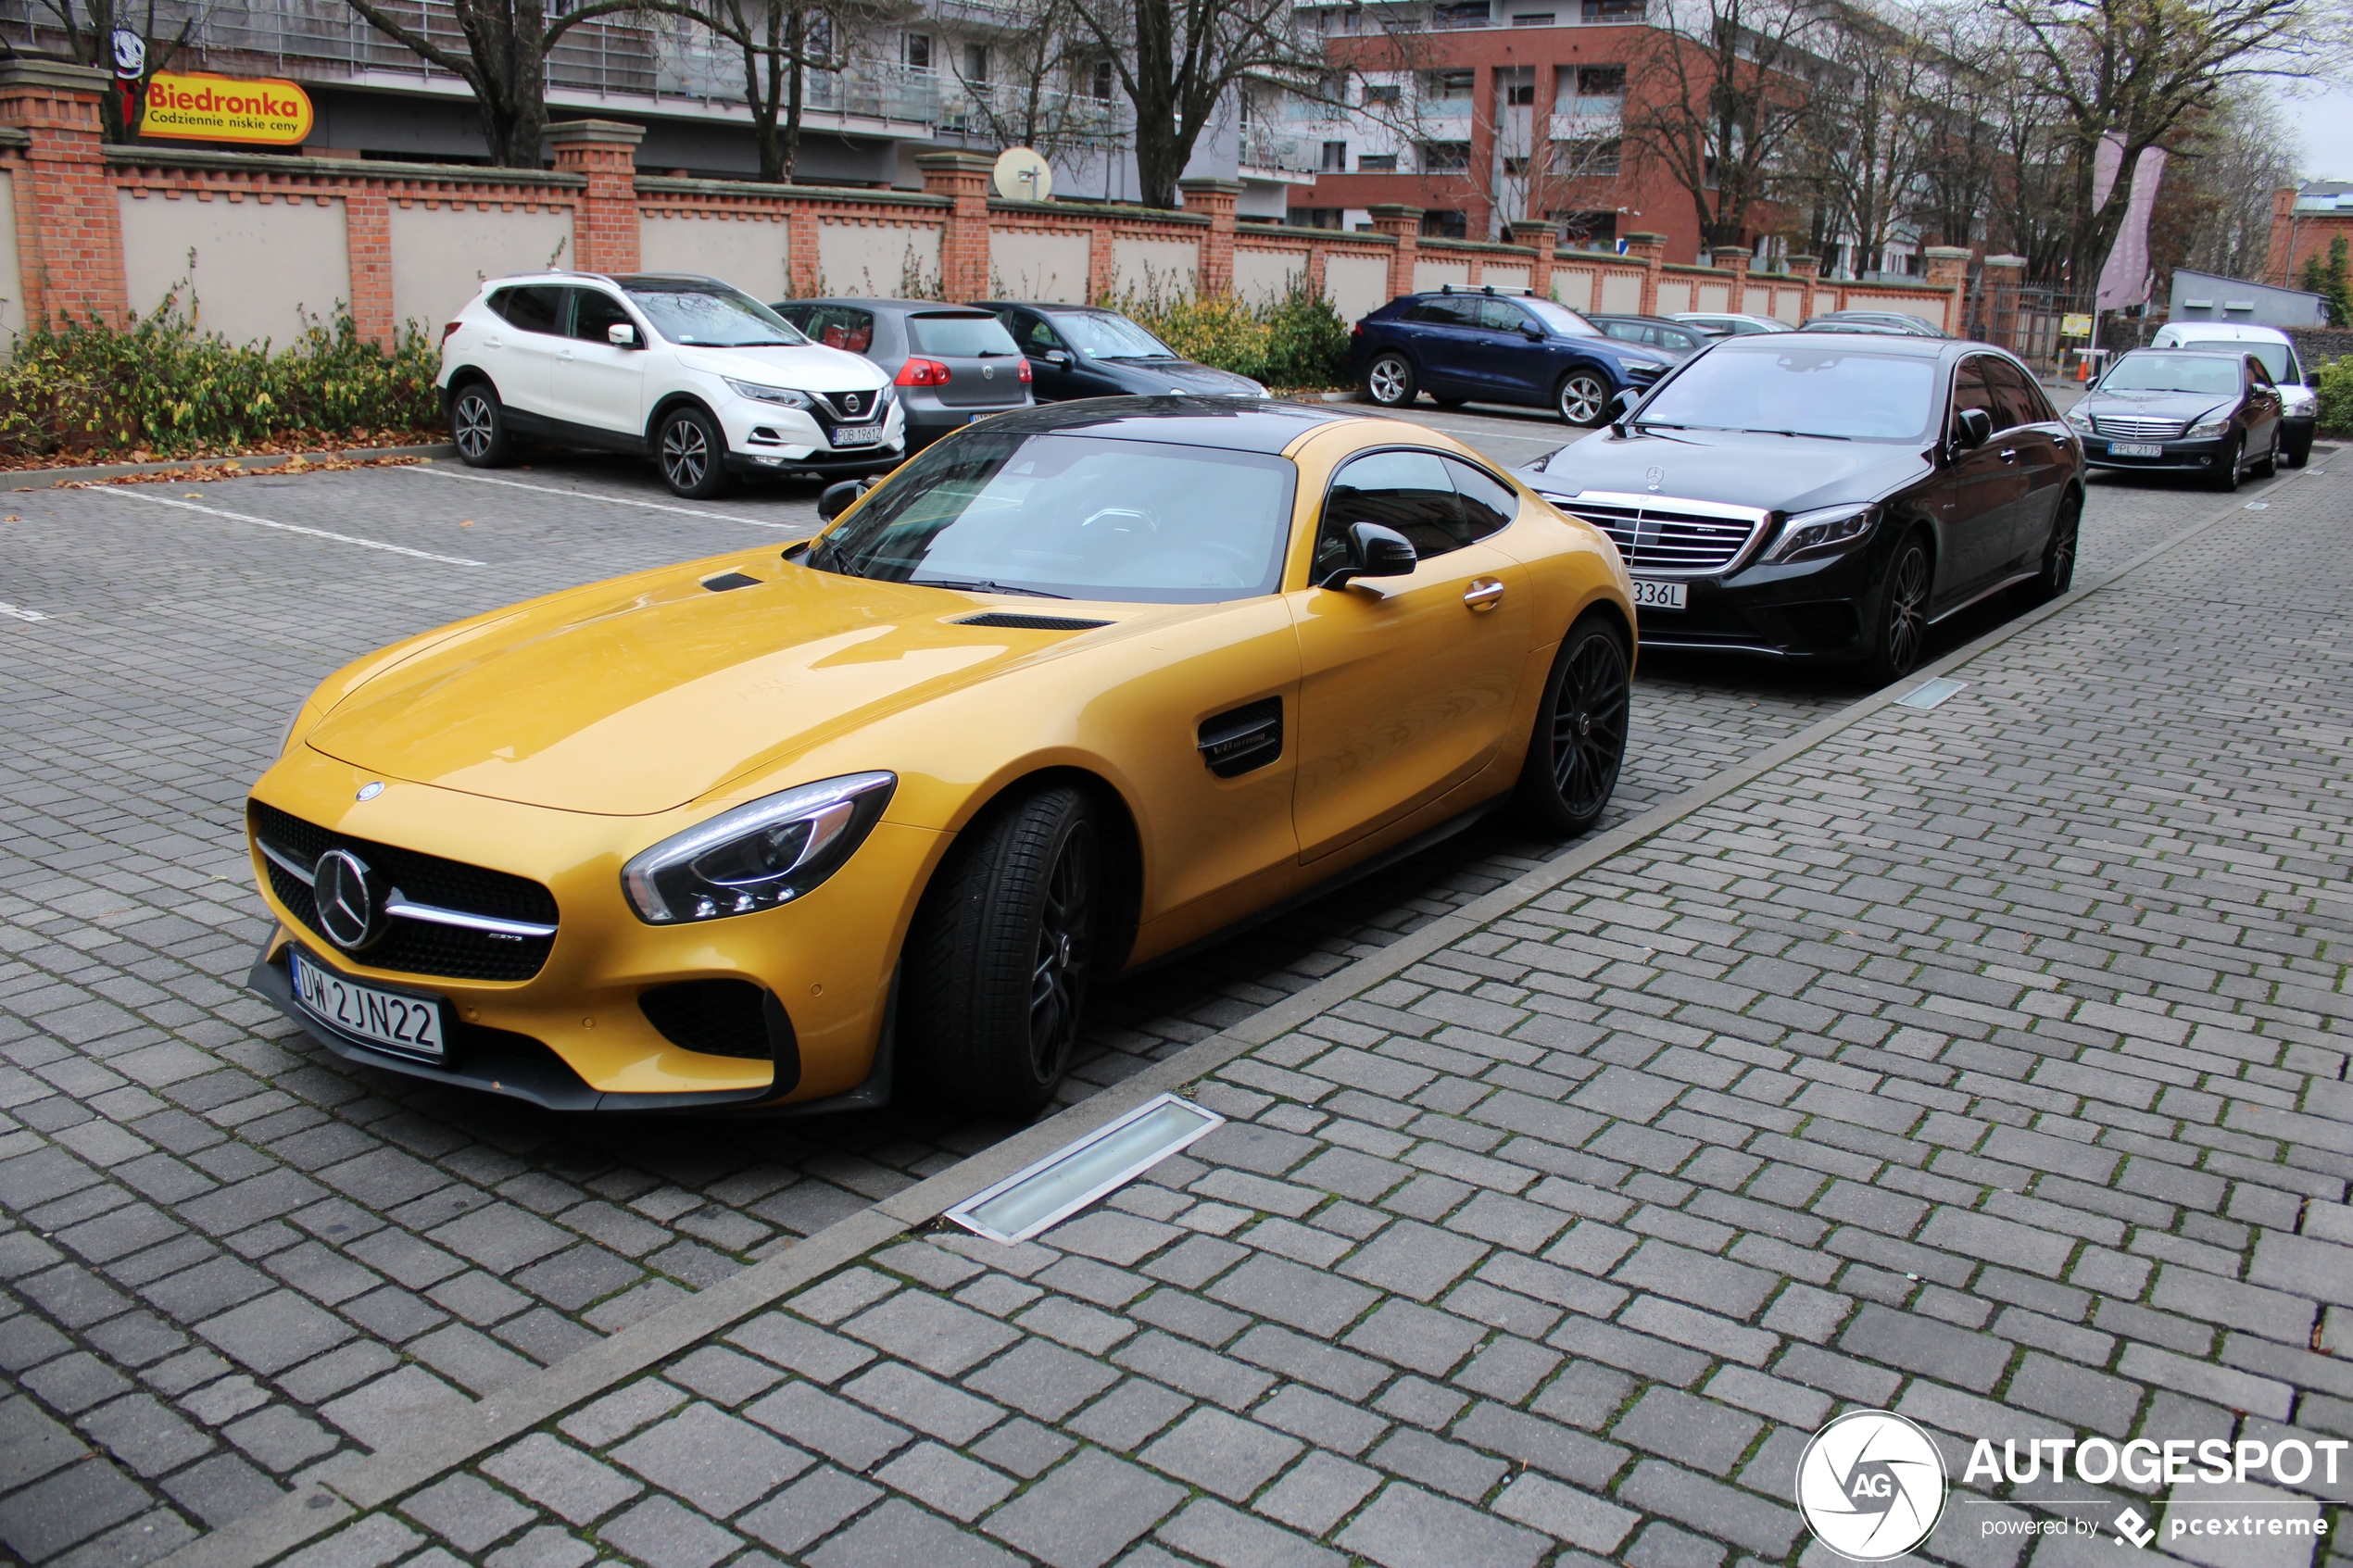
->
1177, 176, 1240, 296
1982, 253, 2024, 352
1922, 245, 1971, 333
1709, 245, 1750, 313
0, 60, 126, 325
2268, 188, 2296, 288
1623, 232, 1666, 316
548, 119, 643, 274
1087, 224, 1114, 303
1304, 238, 1328, 305
918, 151, 993, 303
787, 204, 824, 297
346, 189, 395, 348
1785, 254, 1819, 320
1368, 203, 1422, 302
1507, 220, 1554, 298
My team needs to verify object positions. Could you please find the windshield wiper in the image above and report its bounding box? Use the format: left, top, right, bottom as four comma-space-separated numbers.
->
1749, 429, 1851, 440
909, 577, 1071, 599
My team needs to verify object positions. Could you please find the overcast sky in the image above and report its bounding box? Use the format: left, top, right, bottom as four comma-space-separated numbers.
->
2282, 80, 2353, 182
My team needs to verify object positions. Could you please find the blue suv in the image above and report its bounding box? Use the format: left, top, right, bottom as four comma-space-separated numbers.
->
1351, 286, 1677, 425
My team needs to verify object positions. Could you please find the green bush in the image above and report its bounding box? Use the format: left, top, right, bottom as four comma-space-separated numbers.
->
0, 294, 443, 459
2315, 356, 2353, 435
1110, 280, 1354, 390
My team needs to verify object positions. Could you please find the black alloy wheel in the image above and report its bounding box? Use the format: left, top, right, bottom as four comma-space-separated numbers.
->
902, 784, 1099, 1116
1365, 352, 1417, 408
2026, 494, 2079, 604
658, 406, 732, 499
2252, 433, 2278, 480
451, 383, 513, 468
1556, 369, 1611, 427
2209, 434, 2242, 493
1513, 613, 1631, 835
1867, 533, 1931, 685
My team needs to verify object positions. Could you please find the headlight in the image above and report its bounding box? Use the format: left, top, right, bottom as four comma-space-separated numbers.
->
724, 378, 815, 408
1764, 503, 1877, 564
2284, 387, 2317, 413
622, 772, 896, 924
2185, 412, 2232, 438
2064, 406, 2094, 430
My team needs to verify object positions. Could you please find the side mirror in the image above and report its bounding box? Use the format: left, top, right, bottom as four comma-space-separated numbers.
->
1317, 521, 1418, 590
1042, 350, 1072, 369
1952, 407, 1994, 450
608, 322, 637, 347
818, 479, 865, 521
1521, 325, 1544, 341
1610, 389, 1642, 424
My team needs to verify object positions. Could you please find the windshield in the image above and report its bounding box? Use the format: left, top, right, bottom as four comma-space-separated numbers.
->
908, 312, 1022, 357
1635, 342, 1940, 441
2101, 353, 2243, 395
1523, 298, 1600, 337
623, 282, 807, 347
810, 432, 1297, 603
1053, 312, 1180, 359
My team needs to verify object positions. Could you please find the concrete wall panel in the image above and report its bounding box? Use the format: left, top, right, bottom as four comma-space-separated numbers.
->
1113, 236, 1199, 301
988, 231, 1088, 301
1598, 271, 1642, 312
640, 212, 786, 301
1323, 253, 1390, 324
1552, 268, 1594, 311
0, 173, 22, 348
1233, 247, 1303, 307
121, 192, 350, 346
817, 220, 940, 295
1412, 258, 1470, 293
389, 203, 573, 334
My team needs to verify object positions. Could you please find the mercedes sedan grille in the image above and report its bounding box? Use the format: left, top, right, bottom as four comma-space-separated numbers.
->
1551, 492, 1771, 577
2091, 414, 2187, 440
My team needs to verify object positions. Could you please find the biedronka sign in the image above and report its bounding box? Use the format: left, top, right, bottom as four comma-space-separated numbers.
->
138, 72, 313, 145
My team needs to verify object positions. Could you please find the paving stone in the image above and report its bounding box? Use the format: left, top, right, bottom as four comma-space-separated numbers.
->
1207, 1254, 1379, 1336
1368, 1426, 1509, 1500
729, 1311, 877, 1383
985, 1447, 1187, 1568
1492, 1472, 1641, 1554
399, 1473, 536, 1553
1068, 1377, 1193, 1451
316, 1364, 469, 1451
842, 1291, 1021, 1376
742, 1380, 912, 1471
484, 1524, 596, 1568
875, 1441, 1018, 1521
0, 1456, 153, 1562
841, 1359, 1006, 1443
971, 1417, 1076, 1478
1155, 1498, 1345, 1568
737, 1467, 884, 1556
481, 1433, 644, 1524
194, 1288, 353, 1375
964, 1335, 1120, 1423
597, 1494, 740, 1568
1254, 1449, 1382, 1535
223, 1404, 340, 1472
1336, 1480, 1548, 1568
1616, 1459, 1803, 1557
811, 1496, 1023, 1567
611, 1400, 812, 1518
1139, 1406, 1304, 1500
1343, 1298, 1486, 1376
1610, 1386, 1764, 1476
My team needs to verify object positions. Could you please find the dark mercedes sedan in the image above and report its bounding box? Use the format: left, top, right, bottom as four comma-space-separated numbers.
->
2061, 346, 2284, 490
1515, 333, 2084, 683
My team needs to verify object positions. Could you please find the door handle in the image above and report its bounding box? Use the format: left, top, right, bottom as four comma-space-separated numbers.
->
1463, 578, 1505, 612
558, 348, 576, 362
1997, 448, 2019, 461
484, 335, 503, 348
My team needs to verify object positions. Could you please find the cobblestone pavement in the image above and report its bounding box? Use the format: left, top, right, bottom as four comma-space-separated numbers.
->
0, 423, 2324, 1564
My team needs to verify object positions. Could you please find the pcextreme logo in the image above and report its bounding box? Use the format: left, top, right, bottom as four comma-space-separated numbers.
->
1796, 1411, 1948, 1562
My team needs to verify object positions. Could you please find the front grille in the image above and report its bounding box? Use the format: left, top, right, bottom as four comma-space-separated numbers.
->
813, 387, 887, 423
1563, 495, 1768, 576
249, 801, 559, 982
2092, 414, 2186, 439
637, 979, 784, 1060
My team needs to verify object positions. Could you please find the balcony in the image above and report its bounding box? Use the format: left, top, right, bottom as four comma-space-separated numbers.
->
1552, 94, 1623, 135
1239, 128, 1318, 180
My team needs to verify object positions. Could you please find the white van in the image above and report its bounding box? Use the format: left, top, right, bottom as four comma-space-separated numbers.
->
2149, 321, 2316, 466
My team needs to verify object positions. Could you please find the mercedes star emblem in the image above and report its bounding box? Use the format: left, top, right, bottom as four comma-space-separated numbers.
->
357, 782, 384, 801
312, 848, 384, 951
1645, 466, 1665, 493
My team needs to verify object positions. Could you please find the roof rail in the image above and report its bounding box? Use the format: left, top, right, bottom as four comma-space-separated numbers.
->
1440, 282, 1533, 296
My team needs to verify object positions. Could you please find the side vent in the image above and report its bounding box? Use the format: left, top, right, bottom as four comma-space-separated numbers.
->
1198, 696, 1282, 778
700, 571, 761, 592
953, 612, 1114, 631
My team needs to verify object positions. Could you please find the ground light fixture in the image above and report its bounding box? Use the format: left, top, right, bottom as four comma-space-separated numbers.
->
1896, 677, 1967, 710
946, 1093, 1225, 1244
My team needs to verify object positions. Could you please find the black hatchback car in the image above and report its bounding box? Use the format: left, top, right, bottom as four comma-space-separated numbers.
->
2062, 346, 2284, 490
1351, 287, 1676, 424
1515, 333, 2085, 683
975, 302, 1268, 402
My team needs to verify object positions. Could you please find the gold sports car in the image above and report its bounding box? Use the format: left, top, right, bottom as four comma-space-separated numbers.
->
245, 398, 1636, 1116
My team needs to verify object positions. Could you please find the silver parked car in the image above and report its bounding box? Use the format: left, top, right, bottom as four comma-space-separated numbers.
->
773, 298, 1035, 450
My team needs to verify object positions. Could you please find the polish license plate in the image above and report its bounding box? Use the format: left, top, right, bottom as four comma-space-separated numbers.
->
1630, 579, 1688, 610
2108, 441, 2163, 458
832, 424, 883, 447
289, 948, 447, 1063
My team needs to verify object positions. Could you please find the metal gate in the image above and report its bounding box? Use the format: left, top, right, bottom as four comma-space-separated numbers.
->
1964, 281, 2095, 373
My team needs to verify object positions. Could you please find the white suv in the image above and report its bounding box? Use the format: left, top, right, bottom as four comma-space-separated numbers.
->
2150, 321, 2316, 467
436, 272, 903, 497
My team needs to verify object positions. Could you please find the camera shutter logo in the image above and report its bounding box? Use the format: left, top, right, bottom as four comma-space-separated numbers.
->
1796, 1410, 1947, 1562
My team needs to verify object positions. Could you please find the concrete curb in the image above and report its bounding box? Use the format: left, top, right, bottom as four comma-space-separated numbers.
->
151, 469, 2305, 1568
3, 444, 456, 489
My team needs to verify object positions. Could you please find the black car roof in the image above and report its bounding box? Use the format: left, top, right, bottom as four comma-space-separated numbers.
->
1763, 330, 1951, 356
963, 395, 1365, 452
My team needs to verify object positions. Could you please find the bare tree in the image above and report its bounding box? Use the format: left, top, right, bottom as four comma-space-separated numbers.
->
673, 0, 895, 182
943, 0, 1124, 162
26, 0, 194, 142
1795, 9, 1934, 276
1910, 2, 2008, 254
2162, 85, 2298, 281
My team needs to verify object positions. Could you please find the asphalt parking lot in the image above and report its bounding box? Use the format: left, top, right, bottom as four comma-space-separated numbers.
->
0, 400, 2321, 1560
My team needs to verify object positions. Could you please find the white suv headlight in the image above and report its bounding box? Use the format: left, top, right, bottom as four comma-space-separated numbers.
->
724, 378, 815, 408
623, 772, 895, 923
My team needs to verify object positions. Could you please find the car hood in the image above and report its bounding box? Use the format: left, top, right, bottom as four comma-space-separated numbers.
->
302, 563, 1132, 815
1516, 426, 1931, 514
2079, 389, 2234, 423
674, 343, 886, 392
1097, 358, 1265, 396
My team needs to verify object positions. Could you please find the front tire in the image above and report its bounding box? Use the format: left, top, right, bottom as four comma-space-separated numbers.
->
2025, 493, 2079, 604
656, 406, 733, 498
2284, 430, 2311, 468
1556, 368, 1611, 427
2251, 434, 2278, 480
1365, 352, 1417, 408
450, 383, 513, 468
902, 785, 1098, 1117
1865, 532, 1931, 685
2208, 434, 2242, 493
1512, 613, 1630, 836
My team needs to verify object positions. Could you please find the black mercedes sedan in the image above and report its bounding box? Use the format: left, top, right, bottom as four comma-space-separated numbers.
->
2061, 346, 2284, 490
974, 302, 1267, 402
1515, 332, 2085, 683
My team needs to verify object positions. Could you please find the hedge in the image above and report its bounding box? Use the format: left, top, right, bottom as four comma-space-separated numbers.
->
1112, 282, 1354, 390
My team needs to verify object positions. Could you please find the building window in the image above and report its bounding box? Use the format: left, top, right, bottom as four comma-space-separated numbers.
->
1364, 82, 1401, 106
1503, 156, 1530, 174
1421, 209, 1468, 238
963, 44, 989, 84
1359, 153, 1399, 171
1290, 207, 1343, 229
904, 32, 931, 69
1090, 59, 1114, 100
1502, 67, 1535, 105
1322, 140, 1347, 172
1580, 0, 1642, 18
1553, 136, 1621, 175
1576, 65, 1625, 95
1554, 209, 1617, 249
1437, 1, 1490, 24
1426, 69, 1475, 100
1418, 141, 1471, 170
1512, 10, 1554, 20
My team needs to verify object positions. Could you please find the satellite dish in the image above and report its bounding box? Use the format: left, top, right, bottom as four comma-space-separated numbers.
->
993, 147, 1053, 204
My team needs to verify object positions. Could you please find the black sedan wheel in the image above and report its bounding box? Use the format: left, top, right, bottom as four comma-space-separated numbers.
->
2026, 493, 2079, 604
657, 406, 733, 499
1556, 369, 1611, 427
1866, 533, 1931, 685
1365, 353, 1417, 408
1513, 613, 1630, 835
2208, 435, 2242, 493
903, 784, 1097, 1116
451, 383, 513, 468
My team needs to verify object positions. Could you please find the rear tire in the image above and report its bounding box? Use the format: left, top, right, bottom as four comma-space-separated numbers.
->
450, 383, 514, 468
2208, 435, 2242, 493
1511, 613, 1630, 837
657, 405, 733, 498
901, 785, 1098, 1118
1556, 368, 1611, 427
1365, 353, 1417, 408
1865, 531, 1931, 685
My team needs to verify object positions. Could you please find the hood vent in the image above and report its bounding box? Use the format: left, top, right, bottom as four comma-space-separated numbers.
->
700, 571, 761, 592
953, 612, 1113, 631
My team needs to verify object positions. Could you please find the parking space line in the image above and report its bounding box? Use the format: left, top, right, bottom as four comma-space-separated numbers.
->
402, 464, 812, 530
95, 490, 485, 566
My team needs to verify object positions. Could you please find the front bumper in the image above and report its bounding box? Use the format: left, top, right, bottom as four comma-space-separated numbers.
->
724, 393, 906, 476
2079, 433, 2234, 472
1620, 535, 1887, 662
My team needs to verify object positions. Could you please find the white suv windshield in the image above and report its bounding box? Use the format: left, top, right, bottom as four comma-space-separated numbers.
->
623, 282, 808, 347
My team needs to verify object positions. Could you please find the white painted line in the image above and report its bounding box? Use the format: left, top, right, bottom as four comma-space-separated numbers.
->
401, 464, 812, 530
95, 491, 484, 565
0, 602, 47, 621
